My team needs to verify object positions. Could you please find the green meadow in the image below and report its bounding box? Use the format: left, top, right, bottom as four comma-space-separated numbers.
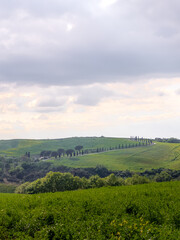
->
48, 142, 180, 171
0, 137, 133, 157
0, 181, 179, 239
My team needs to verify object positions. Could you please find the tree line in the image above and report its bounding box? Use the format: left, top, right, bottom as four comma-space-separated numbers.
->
155, 137, 180, 143
39, 138, 153, 159
15, 171, 148, 194
16, 168, 178, 194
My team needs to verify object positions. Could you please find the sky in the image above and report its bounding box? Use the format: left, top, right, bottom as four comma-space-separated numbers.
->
0, 0, 180, 139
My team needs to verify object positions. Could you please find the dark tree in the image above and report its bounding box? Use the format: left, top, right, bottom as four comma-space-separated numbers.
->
66, 149, 75, 157
57, 148, 65, 158
75, 145, 83, 153
40, 151, 46, 157
40, 151, 52, 157
51, 151, 58, 158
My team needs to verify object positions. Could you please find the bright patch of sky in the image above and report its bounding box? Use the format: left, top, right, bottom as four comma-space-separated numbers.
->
100, 0, 118, 8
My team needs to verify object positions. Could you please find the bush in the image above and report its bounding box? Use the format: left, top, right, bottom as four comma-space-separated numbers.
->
125, 174, 150, 185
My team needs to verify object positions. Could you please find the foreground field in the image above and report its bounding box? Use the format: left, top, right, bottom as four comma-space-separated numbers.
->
0, 181, 180, 239
48, 142, 180, 171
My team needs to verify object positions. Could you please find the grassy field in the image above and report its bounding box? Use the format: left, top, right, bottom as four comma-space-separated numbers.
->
0, 137, 134, 157
47, 142, 180, 171
0, 181, 179, 239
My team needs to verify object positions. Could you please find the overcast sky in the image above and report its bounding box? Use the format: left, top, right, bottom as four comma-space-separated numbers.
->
0, 0, 180, 139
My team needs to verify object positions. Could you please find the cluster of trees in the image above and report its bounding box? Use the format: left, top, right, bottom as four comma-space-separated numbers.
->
16, 168, 179, 194
130, 136, 153, 144
155, 137, 180, 143
16, 171, 150, 194
40, 145, 84, 158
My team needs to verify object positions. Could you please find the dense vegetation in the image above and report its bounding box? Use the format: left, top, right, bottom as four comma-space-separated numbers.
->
16, 169, 179, 194
15, 171, 149, 194
0, 181, 179, 239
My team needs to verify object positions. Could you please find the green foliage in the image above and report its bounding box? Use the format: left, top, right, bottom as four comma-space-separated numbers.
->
105, 173, 125, 186
125, 174, 150, 185
16, 172, 82, 194
1, 182, 180, 239
16, 171, 149, 194
154, 171, 172, 182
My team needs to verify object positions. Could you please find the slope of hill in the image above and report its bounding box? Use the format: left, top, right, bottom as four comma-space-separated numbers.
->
0, 181, 179, 239
0, 137, 135, 156
48, 142, 180, 170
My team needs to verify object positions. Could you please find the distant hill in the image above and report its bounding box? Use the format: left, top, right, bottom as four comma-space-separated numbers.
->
0, 137, 134, 157
47, 142, 180, 171
0, 137, 180, 171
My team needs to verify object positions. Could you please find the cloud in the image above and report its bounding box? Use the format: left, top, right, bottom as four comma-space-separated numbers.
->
37, 97, 66, 108
75, 86, 113, 106
176, 89, 180, 95
33, 97, 67, 112
0, 0, 180, 86
0, 78, 179, 139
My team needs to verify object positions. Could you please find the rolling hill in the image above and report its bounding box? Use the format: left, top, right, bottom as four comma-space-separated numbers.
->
0, 137, 180, 171
0, 137, 135, 157
47, 142, 180, 171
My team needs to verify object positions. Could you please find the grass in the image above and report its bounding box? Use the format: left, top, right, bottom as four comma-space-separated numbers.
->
0, 181, 179, 239
48, 142, 180, 171
0, 137, 134, 157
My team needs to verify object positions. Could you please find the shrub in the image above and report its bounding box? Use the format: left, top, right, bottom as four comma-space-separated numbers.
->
125, 174, 150, 185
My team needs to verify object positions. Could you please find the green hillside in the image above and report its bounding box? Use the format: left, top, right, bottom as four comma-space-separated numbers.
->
0, 181, 179, 239
0, 137, 134, 157
48, 142, 180, 171
0, 137, 180, 171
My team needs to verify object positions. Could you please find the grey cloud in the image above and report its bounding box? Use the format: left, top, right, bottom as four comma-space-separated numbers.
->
75, 86, 114, 106
34, 97, 67, 112
37, 98, 65, 108
176, 89, 180, 95
158, 92, 166, 97
0, 85, 9, 92
34, 107, 64, 113
0, 0, 180, 86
